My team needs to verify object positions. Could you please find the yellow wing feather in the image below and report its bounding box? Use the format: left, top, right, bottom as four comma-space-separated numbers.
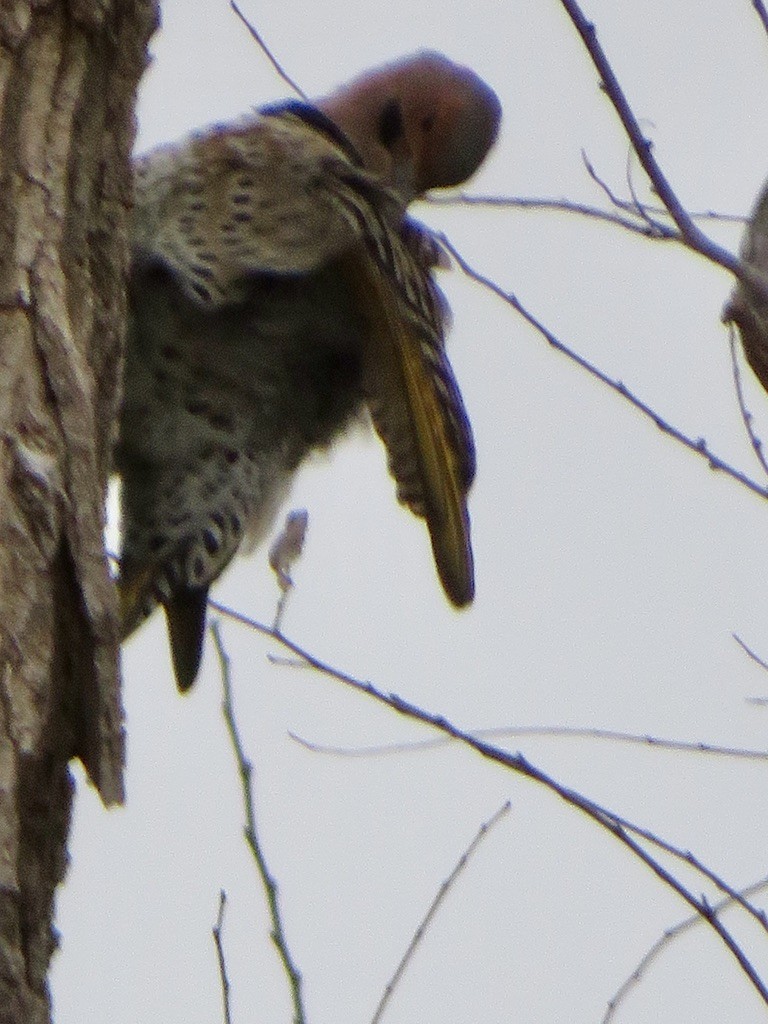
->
345, 251, 474, 606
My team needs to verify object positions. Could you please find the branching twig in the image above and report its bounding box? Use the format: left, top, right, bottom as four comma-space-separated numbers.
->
440, 236, 768, 503
557, 0, 741, 275
603, 875, 768, 1022
584, 149, 679, 238
425, 192, 679, 239
582, 149, 632, 211
207, 598, 768, 1005
371, 803, 511, 1024
210, 621, 306, 1024
212, 890, 232, 1024
557, 0, 768, 310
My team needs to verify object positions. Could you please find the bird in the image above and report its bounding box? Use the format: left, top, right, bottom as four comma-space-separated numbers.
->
115, 50, 501, 690
725, 178, 768, 392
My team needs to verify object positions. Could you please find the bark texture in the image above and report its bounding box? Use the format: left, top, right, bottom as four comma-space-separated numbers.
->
0, 2, 157, 1020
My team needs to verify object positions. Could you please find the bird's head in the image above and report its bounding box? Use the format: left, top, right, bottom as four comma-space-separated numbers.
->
315, 51, 501, 202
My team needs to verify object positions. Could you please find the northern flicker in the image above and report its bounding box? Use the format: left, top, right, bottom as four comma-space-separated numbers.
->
116, 51, 501, 689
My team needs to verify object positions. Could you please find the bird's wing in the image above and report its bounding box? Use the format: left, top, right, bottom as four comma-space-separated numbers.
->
339, 219, 475, 607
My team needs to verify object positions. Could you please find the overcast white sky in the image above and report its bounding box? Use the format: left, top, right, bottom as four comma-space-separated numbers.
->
50, 2, 768, 1022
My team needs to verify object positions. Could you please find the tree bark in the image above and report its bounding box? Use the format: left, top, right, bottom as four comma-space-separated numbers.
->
0, 2, 157, 1020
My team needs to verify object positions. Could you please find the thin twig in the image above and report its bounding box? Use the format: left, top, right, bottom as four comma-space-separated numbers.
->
557, 0, 741, 275
268, 653, 310, 669
424, 192, 678, 239
230, 1, 308, 100
585, 147, 675, 238
582, 148, 638, 211
212, 890, 232, 1024
426, 192, 747, 229
440, 236, 768, 503
734, 632, 768, 674
207, 598, 768, 1005
288, 725, 768, 762
623, 144, 667, 237
287, 730, 768, 933
751, 0, 768, 38
210, 621, 306, 1024
728, 323, 768, 477
603, 875, 768, 1022
558, 0, 768, 309
371, 803, 511, 1024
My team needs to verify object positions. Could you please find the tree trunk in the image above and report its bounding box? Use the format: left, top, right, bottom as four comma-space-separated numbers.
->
0, 2, 157, 1020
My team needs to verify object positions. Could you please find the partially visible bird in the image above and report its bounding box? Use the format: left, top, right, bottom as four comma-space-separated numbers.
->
725, 179, 768, 392
116, 50, 501, 690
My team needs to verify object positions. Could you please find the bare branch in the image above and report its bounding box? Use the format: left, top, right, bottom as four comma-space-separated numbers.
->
621, 144, 667, 237
288, 725, 768, 763
582, 147, 634, 205
425, 191, 679, 239
440, 236, 768, 503
212, 890, 232, 1024
582, 151, 745, 228
603, 875, 768, 1022
751, 0, 768, 39
371, 803, 511, 1024
230, 2, 308, 100
584, 149, 678, 238
557, 0, 746, 279
207, 598, 768, 1004
210, 621, 306, 1024
734, 632, 768, 675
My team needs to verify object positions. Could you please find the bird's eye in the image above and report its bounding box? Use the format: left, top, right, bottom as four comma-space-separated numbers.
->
377, 99, 404, 148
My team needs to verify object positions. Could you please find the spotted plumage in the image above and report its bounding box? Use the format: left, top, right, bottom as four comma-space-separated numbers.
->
116, 51, 501, 689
